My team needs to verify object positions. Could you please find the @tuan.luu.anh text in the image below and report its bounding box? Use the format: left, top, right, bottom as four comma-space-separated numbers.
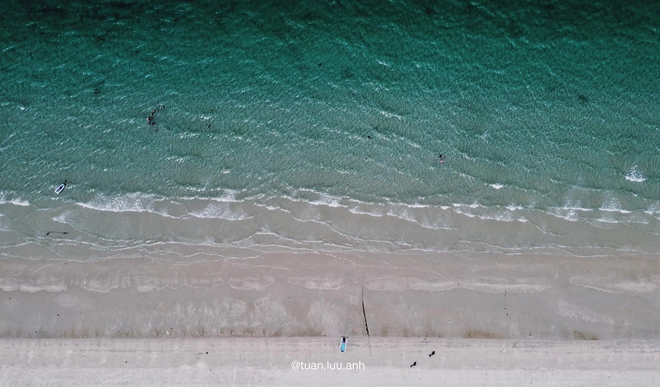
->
291, 360, 365, 370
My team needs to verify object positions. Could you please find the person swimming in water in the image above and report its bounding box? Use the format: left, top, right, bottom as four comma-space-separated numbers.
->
439, 154, 445, 164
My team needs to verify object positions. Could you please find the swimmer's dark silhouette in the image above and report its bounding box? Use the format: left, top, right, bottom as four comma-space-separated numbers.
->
46, 231, 69, 236
147, 106, 164, 128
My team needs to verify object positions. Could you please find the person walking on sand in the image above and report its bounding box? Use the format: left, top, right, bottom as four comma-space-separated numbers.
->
410, 361, 417, 367
429, 351, 435, 357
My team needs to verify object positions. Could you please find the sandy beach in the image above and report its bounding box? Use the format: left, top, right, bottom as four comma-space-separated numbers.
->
2, 251, 659, 340
2, 251, 660, 385
2, 337, 659, 386
2, 0, 659, 385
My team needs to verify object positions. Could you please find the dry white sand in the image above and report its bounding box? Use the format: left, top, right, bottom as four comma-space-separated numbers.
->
1, 250, 660, 385
1, 337, 659, 386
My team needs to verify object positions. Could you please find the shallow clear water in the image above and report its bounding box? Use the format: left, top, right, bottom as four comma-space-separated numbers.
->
1, 0, 659, 260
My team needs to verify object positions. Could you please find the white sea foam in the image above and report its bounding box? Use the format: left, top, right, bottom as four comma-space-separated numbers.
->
453, 202, 485, 209
644, 203, 660, 216
386, 207, 425, 225
384, 207, 452, 230
562, 207, 593, 212
595, 217, 619, 224
78, 193, 156, 213
451, 202, 529, 222
190, 203, 250, 221
52, 212, 72, 224
479, 213, 528, 223
310, 194, 343, 208
379, 109, 402, 119
452, 206, 527, 223
348, 206, 386, 217
547, 208, 579, 222
211, 190, 239, 203
490, 183, 504, 190
347, 201, 454, 228
625, 165, 646, 182
600, 208, 632, 214
0, 192, 29, 207
8, 199, 29, 207
601, 197, 631, 214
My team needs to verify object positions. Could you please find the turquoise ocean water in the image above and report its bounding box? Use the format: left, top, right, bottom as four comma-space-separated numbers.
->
1, 0, 659, 260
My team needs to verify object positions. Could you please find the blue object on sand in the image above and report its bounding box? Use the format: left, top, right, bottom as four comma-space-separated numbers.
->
340, 336, 347, 353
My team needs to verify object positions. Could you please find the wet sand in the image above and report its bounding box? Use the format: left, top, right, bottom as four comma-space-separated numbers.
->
1, 251, 660, 385
1, 251, 659, 340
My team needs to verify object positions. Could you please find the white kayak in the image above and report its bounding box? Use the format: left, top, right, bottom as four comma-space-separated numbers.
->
55, 180, 67, 195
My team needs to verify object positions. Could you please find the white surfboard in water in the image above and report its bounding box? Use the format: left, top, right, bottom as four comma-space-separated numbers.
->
55, 180, 67, 195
